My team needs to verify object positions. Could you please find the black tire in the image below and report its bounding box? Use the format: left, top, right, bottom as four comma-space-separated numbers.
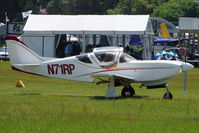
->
163, 92, 173, 99
121, 86, 135, 97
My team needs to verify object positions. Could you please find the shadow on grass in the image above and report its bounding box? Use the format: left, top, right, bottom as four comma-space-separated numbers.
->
91, 95, 148, 100
13, 93, 148, 100
13, 92, 41, 96
182, 117, 199, 122
47, 94, 148, 100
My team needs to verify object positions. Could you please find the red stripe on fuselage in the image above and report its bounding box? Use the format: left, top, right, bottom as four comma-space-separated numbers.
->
5, 36, 31, 49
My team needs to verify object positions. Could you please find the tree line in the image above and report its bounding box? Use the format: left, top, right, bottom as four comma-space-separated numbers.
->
0, 0, 199, 25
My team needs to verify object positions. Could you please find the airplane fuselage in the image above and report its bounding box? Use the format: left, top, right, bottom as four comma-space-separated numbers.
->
12, 54, 183, 86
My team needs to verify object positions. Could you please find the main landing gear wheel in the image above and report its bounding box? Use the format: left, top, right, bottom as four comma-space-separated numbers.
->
163, 91, 173, 99
121, 86, 135, 97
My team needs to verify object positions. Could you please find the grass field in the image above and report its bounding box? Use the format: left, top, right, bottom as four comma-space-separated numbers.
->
0, 61, 199, 133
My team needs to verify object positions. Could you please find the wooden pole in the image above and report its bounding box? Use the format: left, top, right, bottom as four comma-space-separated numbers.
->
122, 35, 125, 48
183, 32, 186, 47
178, 31, 181, 45
188, 32, 191, 54
198, 32, 199, 53
93, 34, 96, 47
193, 33, 195, 54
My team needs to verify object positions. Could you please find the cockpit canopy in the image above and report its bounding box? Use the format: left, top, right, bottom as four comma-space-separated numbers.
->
76, 50, 136, 65
94, 51, 135, 64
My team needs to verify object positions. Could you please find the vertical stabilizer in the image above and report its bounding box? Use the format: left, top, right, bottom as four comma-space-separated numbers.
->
5, 36, 43, 65
160, 23, 171, 38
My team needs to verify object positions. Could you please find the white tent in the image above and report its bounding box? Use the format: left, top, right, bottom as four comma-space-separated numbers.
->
22, 15, 153, 58
24, 15, 153, 35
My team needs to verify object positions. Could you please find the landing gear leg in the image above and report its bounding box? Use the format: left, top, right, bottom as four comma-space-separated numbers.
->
121, 84, 135, 97
105, 76, 119, 98
163, 84, 173, 99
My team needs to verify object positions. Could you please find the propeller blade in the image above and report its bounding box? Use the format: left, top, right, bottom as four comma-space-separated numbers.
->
181, 62, 194, 95
184, 71, 187, 95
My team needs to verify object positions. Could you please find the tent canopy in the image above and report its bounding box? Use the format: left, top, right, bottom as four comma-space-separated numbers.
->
23, 15, 153, 36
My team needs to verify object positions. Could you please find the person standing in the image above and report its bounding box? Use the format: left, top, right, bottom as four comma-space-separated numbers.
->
178, 44, 185, 60
163, 44, 167, 50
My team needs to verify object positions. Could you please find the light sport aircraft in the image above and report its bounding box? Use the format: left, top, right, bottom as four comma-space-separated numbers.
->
6, 36, 194, 99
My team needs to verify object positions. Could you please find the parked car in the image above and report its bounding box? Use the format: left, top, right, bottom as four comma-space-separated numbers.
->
0, 47, 9, 60
189, 53, 199, 67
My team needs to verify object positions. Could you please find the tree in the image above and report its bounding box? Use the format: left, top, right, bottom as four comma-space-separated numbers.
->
0, 0, 22, 22
1, 0, 199, 25
46, 0, 63, 14
0, 0, 51, 22
152, 0, 180, 25
152, 0, 199, 25
107, 0, 135, 14
181, 0, 199, 17
107, 0, 167, 15
46, 0, 118, 15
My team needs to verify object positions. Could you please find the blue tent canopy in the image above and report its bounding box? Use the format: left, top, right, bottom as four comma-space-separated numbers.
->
154, 38, 178, 46
129, 35, 143, 45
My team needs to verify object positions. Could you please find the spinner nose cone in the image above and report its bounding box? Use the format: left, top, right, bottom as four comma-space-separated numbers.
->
182, 62, 194, 72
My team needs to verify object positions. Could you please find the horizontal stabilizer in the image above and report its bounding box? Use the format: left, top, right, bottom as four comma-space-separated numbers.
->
14, 64, 40, 67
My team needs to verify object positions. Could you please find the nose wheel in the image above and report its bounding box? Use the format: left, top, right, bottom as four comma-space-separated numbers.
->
163, 91, 173, 99
163, 85, 173, 99
121, 85, 135, 97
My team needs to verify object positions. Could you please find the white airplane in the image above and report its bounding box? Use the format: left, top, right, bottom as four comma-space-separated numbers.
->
5, 36, 194, 99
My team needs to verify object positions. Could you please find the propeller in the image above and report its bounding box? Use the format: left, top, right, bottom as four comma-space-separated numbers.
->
184, 50, 187, 95
183, 43, 187, 96
184, 71, 187, 95
182, 62, 194, 95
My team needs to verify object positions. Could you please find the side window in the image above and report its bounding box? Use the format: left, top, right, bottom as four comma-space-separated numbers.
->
119, 53, 135, 63
120, 54, 126, 63
76, 54, 92, 63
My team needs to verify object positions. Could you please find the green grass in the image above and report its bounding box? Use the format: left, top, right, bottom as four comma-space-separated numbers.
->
0, 61, 199, 133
